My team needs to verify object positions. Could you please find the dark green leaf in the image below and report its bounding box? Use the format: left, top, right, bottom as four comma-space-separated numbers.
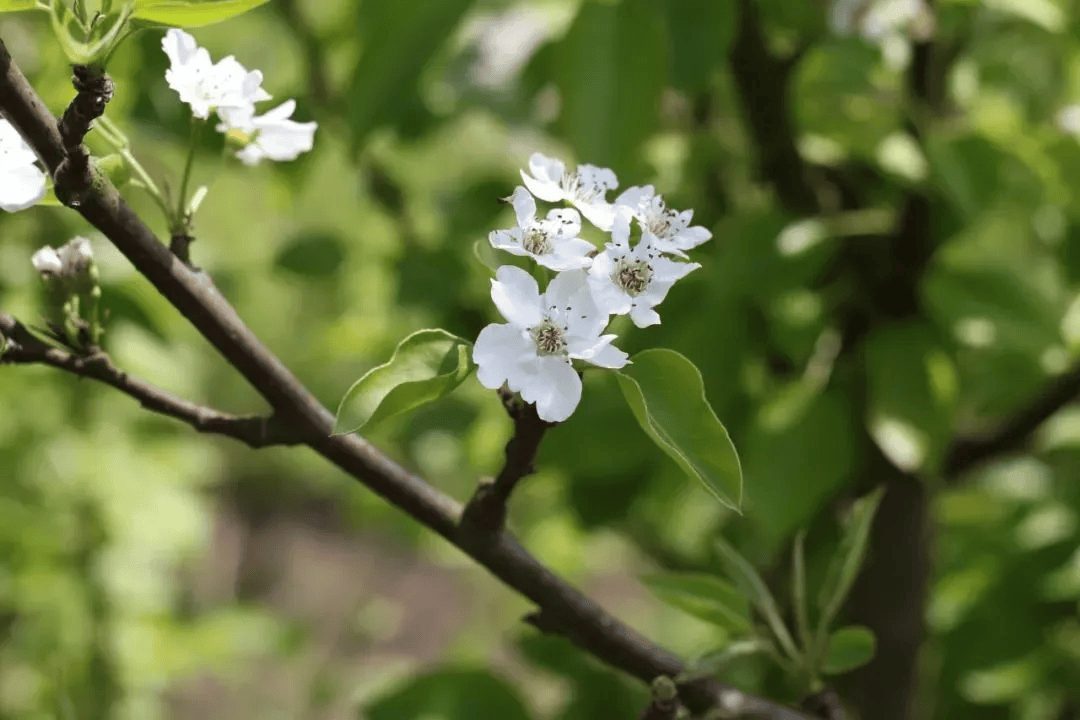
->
132, 0, 269, 26
347, 0, 473, 148
615, 349, 742, 510
642, 573, 751, 634
822, 626, 877, 675
552, 0, 666, 176
662, 0, 734, 92
365, 669, 532, 720
334, 329, 474, 434
274, 233, 346, 279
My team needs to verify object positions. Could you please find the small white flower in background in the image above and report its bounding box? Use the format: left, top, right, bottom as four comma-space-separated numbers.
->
0, 119, 47, 213
32, 236, 94, 278
473, 266, 628, 422
162, 28, 270, 120
614, 185, 711, 259
521, 152, 619, 230
588, 209, 700, 328
1057, 105, 1080, 134
488, 186, 595, 271
831, 0, 932, 42
217, 100, 318, 165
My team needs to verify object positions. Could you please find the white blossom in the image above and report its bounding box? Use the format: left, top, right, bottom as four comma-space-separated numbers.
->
588, 209, 699, 328
473, 266, 627, 422
162, 28, 270, 120
614, 185, 711, 259
520, 152, 618, 230
488, 187, 595, 271
0, 119, 46, 212
831, 0, 931, 42
32, 237, 94, 278
31, 246, 62, 275
217, 100, 317, 165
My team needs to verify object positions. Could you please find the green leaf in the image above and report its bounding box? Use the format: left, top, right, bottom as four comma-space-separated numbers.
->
132, 0, 269, 26
552, 0, 666, 176
661, 0, 734, 93
680, 638, 772, 681
816, 488, 886, 640
641, 573, 751, 635
366, 669, 533, 720
822, 626, 876, 675
0, 1, 41, 12
347, 0, 474, 148
714, 535, 799, 662
334, 329, 474, 434
864, 322, 957, 474
615, 349, 742, 510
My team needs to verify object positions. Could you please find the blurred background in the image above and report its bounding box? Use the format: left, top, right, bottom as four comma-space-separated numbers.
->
3, 0, 1080, 718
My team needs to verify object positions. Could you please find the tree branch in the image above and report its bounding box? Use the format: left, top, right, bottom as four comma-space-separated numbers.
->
0, 37, 817, 720
460, 387, 553, 534
943, 362, 1080, 479
0, 312, 299, 449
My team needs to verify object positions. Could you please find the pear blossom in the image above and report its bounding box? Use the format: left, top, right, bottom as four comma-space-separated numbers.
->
217, 100, 317, 165
488, 187, 595, 270
520, 153, 618, 230
474, 266, 628, 422
32, 236, 94, 278
162, 28, 270, 119
0, 119, 47, 212
588, 209, 700, 328
614, 185, 711, 259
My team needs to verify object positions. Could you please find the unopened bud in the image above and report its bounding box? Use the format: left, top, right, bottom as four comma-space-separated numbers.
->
59, 236, 94, 276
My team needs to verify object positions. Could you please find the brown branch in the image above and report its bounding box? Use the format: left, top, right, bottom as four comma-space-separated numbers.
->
460, 387, 553, 534
0, 312, 299, 449
0, 36, 818, 720
943, 362, 1080, 479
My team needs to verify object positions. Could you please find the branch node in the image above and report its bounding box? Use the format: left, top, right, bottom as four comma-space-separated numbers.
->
640, 676, 680, 720
800, 687, 844, 720
460, 390, 552, 535
55, 64, 114, 207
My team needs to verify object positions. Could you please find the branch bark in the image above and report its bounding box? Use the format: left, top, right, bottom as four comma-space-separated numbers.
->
0, 36, 817, 720
0, 312, 298, 448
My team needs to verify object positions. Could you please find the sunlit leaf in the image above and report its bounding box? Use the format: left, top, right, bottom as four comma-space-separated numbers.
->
822, 626, 876, 675
0, 1, 41, 12
615, 349, 742, 510
642, 573, 751, 635
334, 329, 474, 434
132, 0, 269, 27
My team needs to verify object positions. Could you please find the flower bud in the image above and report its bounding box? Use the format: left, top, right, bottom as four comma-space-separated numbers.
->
31, 246, 63, 275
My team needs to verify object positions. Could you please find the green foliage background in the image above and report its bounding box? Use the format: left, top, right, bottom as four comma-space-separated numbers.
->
2, 0, 1080, 718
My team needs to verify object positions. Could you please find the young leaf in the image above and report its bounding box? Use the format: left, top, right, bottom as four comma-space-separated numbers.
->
132, 0, 269, 27
642, 573, 751, 635
679, 638, 772, 681
816, 487, 886, 639
822, 626, 877, 675
615, 349, 742, 510
792, 530, 811, 654
0, 1, 40, 12
714, 535, 799, 662
334, 329, 474, 434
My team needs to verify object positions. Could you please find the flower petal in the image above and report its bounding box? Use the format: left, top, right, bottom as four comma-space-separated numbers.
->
491, 265, 542, 328
509, 186, 536, 227
521, 356, 581, 422
0, 165, 46, 212
542, 237, 595, 271
474, 323, 533, 389
539, 208, 582, 239
629, 304, 662, 327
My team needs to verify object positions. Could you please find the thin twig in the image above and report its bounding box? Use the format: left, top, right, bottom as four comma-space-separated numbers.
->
0, 36, 816, 720
0, 312, 299, 449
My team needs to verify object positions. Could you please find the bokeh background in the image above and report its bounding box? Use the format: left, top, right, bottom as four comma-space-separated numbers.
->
3, 0, 1080, 718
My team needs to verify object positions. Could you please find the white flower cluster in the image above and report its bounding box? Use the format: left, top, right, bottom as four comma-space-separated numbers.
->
474, 153, 711, 422
162, 29, 316, 165
0, 118, 47, 213
31, 236, 94, 278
